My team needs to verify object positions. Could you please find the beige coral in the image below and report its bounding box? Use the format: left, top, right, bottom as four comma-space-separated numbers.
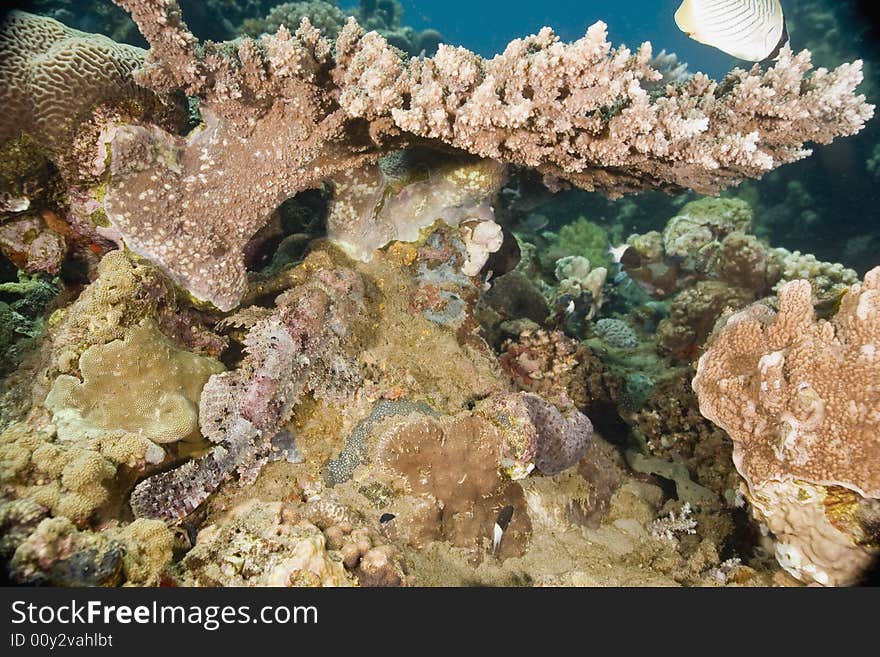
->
358, 410, 533, 559
693, 268, 880, 585
1, 421, 126, 523
8, 515, 173, 586
326, 155, 505, 263
0, 10, 180, 163
181, 500, 357, 587
45, 319, 224, 447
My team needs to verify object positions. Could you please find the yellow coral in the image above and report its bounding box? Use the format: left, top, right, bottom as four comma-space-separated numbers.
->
116, 519, 174, 586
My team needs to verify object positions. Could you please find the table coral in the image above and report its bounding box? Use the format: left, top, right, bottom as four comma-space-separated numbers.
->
44, 0, 871, 310
2, 0, 877, 592
693, 268, 880, 585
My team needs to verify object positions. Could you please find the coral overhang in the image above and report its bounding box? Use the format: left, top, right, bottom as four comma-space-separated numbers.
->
78, 0, 875, 309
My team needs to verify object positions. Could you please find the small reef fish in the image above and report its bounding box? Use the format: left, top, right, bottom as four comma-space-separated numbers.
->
493, 505, 515, 554
608, 243, 632, 264
674, 0, 789, 62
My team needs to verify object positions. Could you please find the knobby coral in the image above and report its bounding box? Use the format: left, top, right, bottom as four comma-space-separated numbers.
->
29, 0, 869, 310
693, 268, 880, 585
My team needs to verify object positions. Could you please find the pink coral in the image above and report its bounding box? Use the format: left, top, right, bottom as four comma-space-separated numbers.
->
693, 268, 880, 585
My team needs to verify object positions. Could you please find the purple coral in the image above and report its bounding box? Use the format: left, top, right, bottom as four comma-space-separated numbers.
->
130, 267, 365, 522
522, 393, 593, 476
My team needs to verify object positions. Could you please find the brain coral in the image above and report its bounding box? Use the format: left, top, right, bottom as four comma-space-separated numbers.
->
0, 10, 171, 158
693, 267, 880, 585
594, 318, 639, 349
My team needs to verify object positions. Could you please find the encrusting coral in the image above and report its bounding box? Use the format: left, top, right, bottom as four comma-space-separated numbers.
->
8, 514, 173, 586
179, 499, 404, 587
45, 319, 224, 448
326, 154, 506, 264
7, 0, 865, 310
693, 268, 880, 585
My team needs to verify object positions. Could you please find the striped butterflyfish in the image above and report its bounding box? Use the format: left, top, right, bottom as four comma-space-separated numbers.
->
674, 0, 789, 62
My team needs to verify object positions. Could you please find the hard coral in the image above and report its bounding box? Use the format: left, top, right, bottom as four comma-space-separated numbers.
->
45, 319, 224, 448
8, 515, 173, 586
327, 155, 505, 264
364, 410, 533, 560
693, 268, 880, 585
180, 500, 357, 587
0, 10, 169, 159
90, 0, 872, 309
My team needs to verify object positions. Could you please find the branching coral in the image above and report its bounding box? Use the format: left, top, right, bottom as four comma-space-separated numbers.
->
693, 268, 880, 585
81, 0, 874, 310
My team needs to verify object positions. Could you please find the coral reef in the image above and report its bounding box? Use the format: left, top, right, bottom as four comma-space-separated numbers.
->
179, 499, 408, 587
621, 200, 795, 357
0, 0, 877, 591
326, 155, 505, 264
11, 0, 865, 309
594, 318, 639, 349
130, 259, 364, 522
45, 320, 224, 447
8, 513, 173, 586
693, 268, 880, 585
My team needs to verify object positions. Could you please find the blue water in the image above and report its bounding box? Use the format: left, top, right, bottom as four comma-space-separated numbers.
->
390, 0, 741, 79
